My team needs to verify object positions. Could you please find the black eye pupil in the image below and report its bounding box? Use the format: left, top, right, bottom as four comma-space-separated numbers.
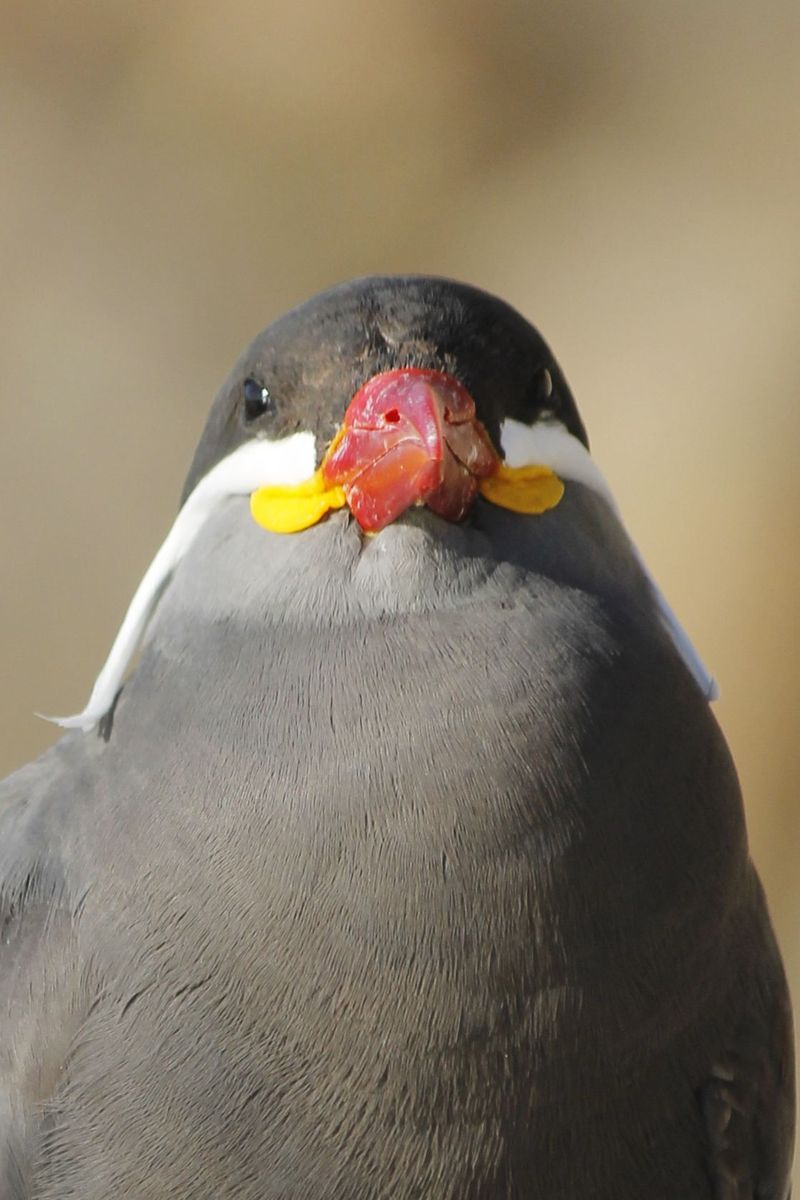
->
243, 377, 274, 420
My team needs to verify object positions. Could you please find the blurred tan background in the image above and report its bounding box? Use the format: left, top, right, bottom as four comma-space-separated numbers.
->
1, 0, 798, 1172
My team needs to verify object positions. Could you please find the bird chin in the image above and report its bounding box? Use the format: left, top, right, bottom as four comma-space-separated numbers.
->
358, 504, 490, 552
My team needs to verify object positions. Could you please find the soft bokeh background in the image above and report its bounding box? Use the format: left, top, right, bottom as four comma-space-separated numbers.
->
1, 0, 797, 1173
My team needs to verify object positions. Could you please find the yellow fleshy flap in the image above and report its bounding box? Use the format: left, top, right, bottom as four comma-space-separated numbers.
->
251, 470, 347, 533
479, 463, 564, 514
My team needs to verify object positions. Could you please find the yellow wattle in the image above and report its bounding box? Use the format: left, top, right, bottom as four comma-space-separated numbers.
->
479, 463, 564, 514
250, 469, 347, 534
250, 459, 564, 535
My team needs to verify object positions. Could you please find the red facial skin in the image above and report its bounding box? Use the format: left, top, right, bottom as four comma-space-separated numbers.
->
321, 369, 499, 532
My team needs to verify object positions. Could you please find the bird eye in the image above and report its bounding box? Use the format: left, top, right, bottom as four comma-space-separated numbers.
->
534, 367, 553, 405
243, 377, 274, 421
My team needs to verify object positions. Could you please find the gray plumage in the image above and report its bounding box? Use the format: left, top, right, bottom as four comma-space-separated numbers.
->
1, 277, 793, 1198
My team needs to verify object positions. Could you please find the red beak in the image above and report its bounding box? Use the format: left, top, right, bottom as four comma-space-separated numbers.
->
321, 369, 498, 532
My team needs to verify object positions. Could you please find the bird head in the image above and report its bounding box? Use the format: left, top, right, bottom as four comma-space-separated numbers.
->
182, 275, 588, 534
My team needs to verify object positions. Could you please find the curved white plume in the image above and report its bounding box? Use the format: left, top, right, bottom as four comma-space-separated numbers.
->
43, 432, 317, 732
500, 418, 719, 702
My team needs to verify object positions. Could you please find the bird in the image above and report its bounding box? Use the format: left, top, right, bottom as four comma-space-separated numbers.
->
0, 275, 793, 1199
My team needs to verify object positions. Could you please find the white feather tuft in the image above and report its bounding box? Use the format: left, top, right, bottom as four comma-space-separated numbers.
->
43, 432, 317, 732
500, 418, 719, 702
